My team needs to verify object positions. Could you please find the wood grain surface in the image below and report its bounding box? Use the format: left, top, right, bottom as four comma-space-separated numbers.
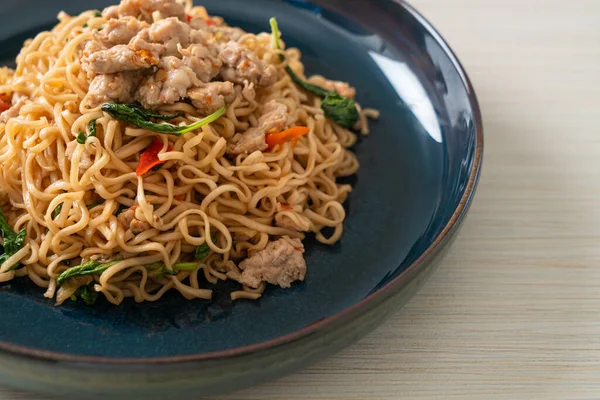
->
3, 0, 600, 398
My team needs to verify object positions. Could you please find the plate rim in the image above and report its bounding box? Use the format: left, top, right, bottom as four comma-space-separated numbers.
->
0, 0, 484, 367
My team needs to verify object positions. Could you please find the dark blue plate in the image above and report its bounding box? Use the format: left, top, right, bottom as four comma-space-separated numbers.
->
0, 0, 483, 398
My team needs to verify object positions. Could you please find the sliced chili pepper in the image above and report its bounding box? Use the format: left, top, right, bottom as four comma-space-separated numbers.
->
0, 100, 10, 113
291, 137, 300, 149
136, 136, 172, 176
187, 15, 215, 26
265, 126, 310, 150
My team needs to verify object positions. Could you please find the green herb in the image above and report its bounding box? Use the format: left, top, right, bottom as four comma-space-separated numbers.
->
83, 23, 88, 28
101, 103, 225, 136
76, 119, 98, 144
77, 285, 98, 306
127, 104, 183, 121
147, 261, 199, 277
58, 258, 200, 285
93, 11, 102, 18
173, 262, 198, 271
269, 17, 359, 129
0, 206, 27, 271
76, 131, 87, 144
52, 203, 63, 219
88, 119, 97, 138
195, 243, 210, 260
146, 262, 165, 271
321, 93, 360, 129
194, 235, 216, 260
69, 284, 99, 306
286, 69, 329, 97
56, 260, 119, 286
195, 237, 216, 260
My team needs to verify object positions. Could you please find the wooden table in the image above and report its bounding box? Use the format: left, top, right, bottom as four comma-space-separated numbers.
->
3, 0, 600, 398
